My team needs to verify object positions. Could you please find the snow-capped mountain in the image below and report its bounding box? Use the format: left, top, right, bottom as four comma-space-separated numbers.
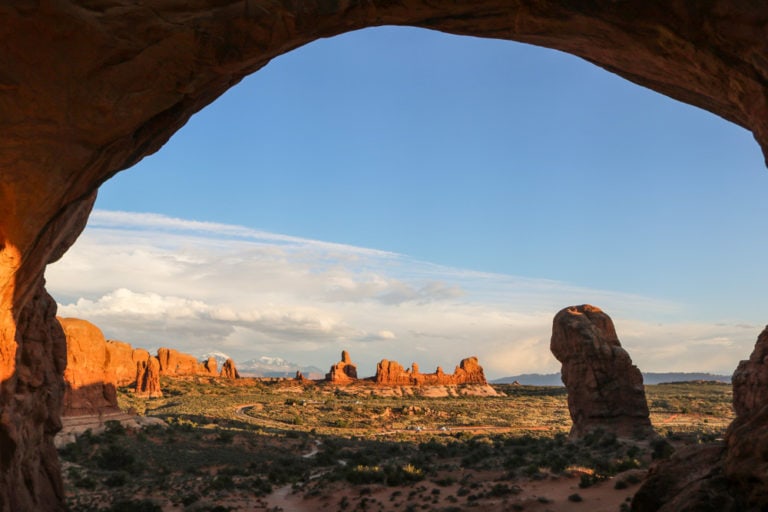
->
199, 351, 232, 367
237, 356, 325, 379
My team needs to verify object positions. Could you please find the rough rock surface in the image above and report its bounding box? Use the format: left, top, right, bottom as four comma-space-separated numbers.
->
58, 318, 120, 417
105, 340, 151, 386
326, 350, 359, 383
157, 347, 203, 376
220, 358, 240, 380
632, 443, 744, 512
203, 356, 218, 376
550, 305, 652, 438
375, 357, 487, 386
2, 3, 768, 510
724, 326, 768, 508
135, 356, 163, 398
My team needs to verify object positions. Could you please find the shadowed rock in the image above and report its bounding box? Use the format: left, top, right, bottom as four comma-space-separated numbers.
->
550, 305, 652, 438
135, 356, 163, 398
725, 326, 768, 508
631, 443, 742, 512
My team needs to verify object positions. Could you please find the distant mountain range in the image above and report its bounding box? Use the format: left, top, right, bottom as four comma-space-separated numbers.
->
492, 372, 731, 386
199, 351, 325, 379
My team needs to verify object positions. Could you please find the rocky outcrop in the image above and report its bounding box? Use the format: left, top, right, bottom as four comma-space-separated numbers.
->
135, 356, 163, 398
633, 325, 768, 511
375, 357, 488, 386
632, 443, 742, 512
157, 347, 220, 377
157, 347, 201, 376
725, 326, 768, 508
326, 350, 358, 383
220, 358, 240, 380
203, 356, 218, 376
550, 305, 652, 439
375, 360, 413, 386
59, 318, 120, 417
105, 340, 151, 386
3, 3, 768, 510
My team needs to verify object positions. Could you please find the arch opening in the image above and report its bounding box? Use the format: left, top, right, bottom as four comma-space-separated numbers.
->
1, 4, 767, 510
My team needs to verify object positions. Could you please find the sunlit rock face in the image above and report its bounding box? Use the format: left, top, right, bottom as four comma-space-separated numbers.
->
135, 356, 163, 399
374, 356, 488, 386
1, 2, 767, 510
550, 304, 653, 439
326, 350, 359, 383
59, 318, 121, 417
220, 358, 241, 380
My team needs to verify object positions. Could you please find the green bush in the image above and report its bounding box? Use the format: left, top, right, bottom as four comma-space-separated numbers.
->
108, 499, 162, 512
96, 444, 136, 472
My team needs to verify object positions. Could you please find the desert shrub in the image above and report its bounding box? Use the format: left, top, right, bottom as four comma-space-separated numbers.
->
209, 474, 235, 491
104, 420, 127, 437
104, 471, 128, 487
216, 429, 235, 444
181, 494, 199, 506
615, 457, 642, 472
433, 476, 456, 487
486, 483, 521, 497
96, 444, 136, 472
579, 473, 599, 488
346, 465, 385, 485
385, 463, 424, 486
568, 493, 583, 502
546, 453, 568, 473
651, 438, 675, 460
73, 475, 97, 489
615, 479, 629, 489
108, 499, 162, 512
251, 477, 272, 496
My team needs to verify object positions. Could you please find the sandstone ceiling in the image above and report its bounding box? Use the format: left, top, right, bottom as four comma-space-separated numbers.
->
1, 1, 767, 510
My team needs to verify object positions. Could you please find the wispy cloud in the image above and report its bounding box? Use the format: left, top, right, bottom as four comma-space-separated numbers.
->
46, 210, 756, 378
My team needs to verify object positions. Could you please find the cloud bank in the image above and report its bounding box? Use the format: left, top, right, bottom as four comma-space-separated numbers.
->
46, 210, 755, 378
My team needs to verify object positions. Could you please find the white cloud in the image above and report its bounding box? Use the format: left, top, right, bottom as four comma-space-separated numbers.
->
46, 210, 759, 378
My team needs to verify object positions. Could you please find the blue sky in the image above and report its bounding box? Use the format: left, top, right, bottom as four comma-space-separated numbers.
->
47, 27, 768, 378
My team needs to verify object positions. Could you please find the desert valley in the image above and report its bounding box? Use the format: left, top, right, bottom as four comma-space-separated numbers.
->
56, 305, 739, 511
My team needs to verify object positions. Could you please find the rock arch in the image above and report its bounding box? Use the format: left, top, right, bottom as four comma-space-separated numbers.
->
1, 2, 767, 510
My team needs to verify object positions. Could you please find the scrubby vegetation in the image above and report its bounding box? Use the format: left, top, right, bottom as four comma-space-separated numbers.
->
61, 378, 733, 511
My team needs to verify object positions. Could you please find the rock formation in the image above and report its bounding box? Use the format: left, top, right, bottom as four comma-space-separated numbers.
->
203, 356, 218, 376
550, 305, 652, 439
326, 350, 359, 383
2, 3, 768, 510
220, 358, 240, 380
635, 324, 768, 509
156, 347, 221, 377
724, 326, 768, 508
157, 347, 201, 376
375, 356, 487, 386
105, 340, 151, 386
135, 356, 163, 398
375, 360, 413, 386
59, 318, 120, 417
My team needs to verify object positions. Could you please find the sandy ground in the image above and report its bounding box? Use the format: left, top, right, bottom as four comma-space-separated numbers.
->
263, 468, 643, 512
